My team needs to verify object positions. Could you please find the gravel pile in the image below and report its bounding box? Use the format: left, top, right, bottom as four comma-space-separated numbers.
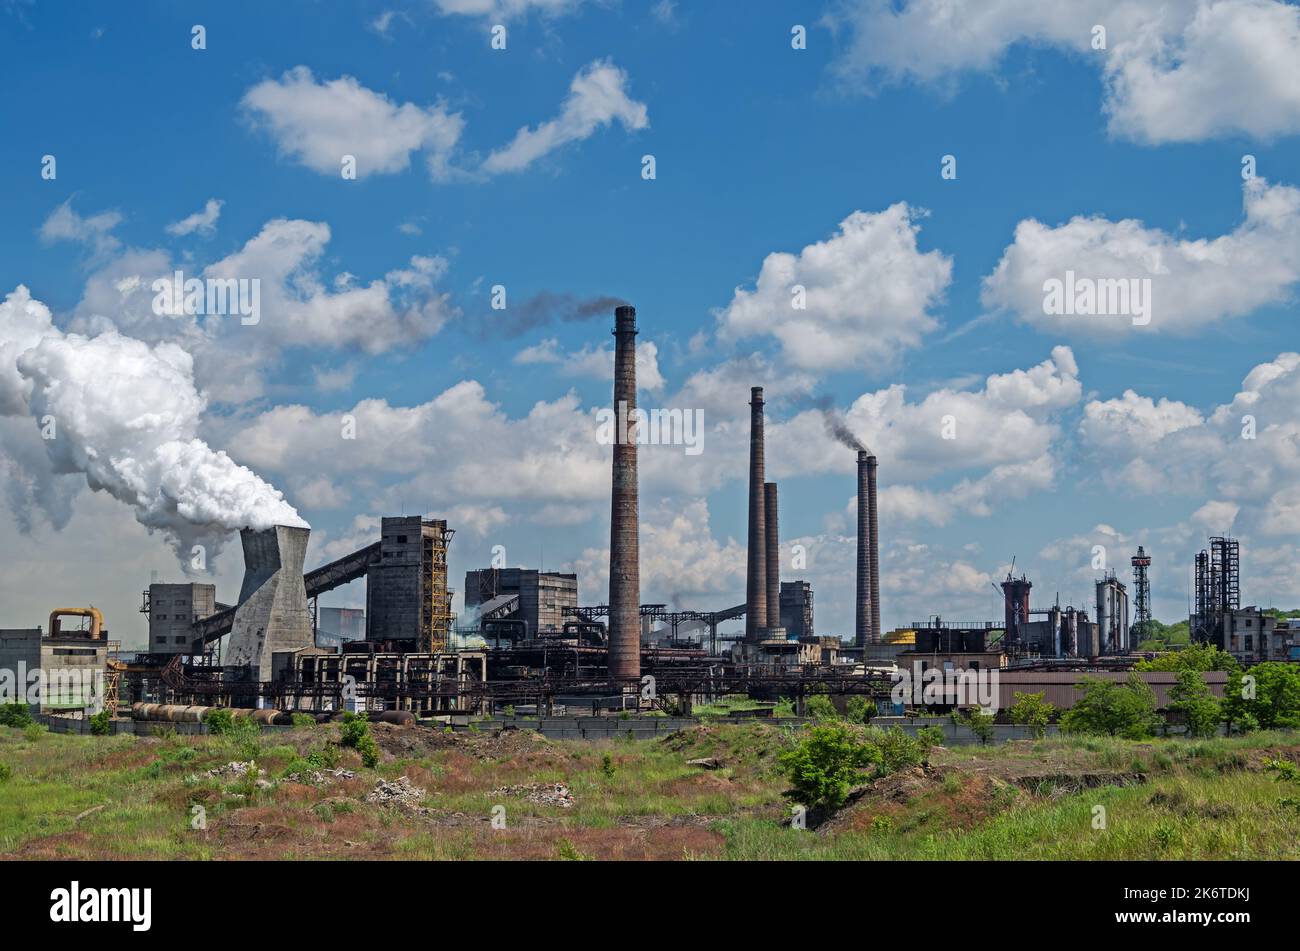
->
492, 782, 574, 808
364, 776, 427, 807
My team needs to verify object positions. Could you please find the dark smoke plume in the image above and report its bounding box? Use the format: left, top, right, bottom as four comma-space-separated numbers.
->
482, 291, 628, 339
809, 395, 870, 453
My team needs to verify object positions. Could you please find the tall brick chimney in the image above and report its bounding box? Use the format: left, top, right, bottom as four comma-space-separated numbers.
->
856, 450, 870, 647
867, 453, 881, 645
745, 387, 767, 641
764, 482, 780, 636
607, 305, 640, 681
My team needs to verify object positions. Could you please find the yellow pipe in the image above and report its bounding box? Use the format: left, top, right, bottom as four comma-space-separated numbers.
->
48, 607, 104, 639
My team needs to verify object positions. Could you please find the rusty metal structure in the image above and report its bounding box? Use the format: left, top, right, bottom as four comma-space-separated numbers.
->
1131, 546, 1153, 645
746, 387, 767, 641
1001, 572, 1032, 650
607, 304, 641, 682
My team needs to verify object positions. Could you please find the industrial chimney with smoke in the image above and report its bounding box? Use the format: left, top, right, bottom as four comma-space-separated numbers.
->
607, 304, 641, 681
856, 451, 870, 646
867, 453, 880, 645
855, 451, 881, 646
745, 387, 767, 641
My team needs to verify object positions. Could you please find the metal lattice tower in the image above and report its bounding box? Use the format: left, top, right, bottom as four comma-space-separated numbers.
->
1131, 546, 1152, 643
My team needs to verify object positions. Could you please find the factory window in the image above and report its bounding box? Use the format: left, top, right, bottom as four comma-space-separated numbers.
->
175, 636, 187, 644
396, 535, 408, 543
52, 648, 97, 656
1246, 618, 1253, 627
157, 614, 167, 620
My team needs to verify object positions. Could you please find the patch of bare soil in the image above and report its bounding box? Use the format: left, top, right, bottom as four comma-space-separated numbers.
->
819, 764, 1021, 835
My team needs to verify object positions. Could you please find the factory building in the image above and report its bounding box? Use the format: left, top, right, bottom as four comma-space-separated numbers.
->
0, 611, 109, 715
463, 568, 579, 637
141, 582, 218, 654
366, 516, 454, 652
779, 581, 814, 640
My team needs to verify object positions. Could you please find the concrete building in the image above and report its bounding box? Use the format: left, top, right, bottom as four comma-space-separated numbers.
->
0, 627, 108, 714
142, 582, 218, 654
1217, 608, 1282, 664
226, 525, 313, 683
366, 516, 454, 651
779, 581, 814, 641
463, 568, 578, 636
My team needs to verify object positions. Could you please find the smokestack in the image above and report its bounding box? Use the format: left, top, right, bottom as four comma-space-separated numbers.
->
226, 525, 312, 682
746, 387, 767, 641
856, 451, 870, 647
867, 454, 880, 645
607, 305, 641, 681
764, 482, 780, 636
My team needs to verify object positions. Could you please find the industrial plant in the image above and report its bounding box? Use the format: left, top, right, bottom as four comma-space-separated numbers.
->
3, 304, 1297, 730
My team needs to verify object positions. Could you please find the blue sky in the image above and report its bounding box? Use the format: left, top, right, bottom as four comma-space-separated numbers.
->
2, 0, 1299, 647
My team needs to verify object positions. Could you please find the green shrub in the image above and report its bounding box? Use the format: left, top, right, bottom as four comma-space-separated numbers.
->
0, 703, 33, 728
290, 713, 317, 728
339, 711, 370, 748
1060, 675, 1161, 739
871, 726, 925, 771
0, 762, 10, 783
229, 716, 261, 760
23, 723, 46, 742
1008, 691, 1055, 738
204, 709, 235, 734
89, 710, 113, 736
845, 696, 875, 724
358, 735, 381, 769
601, 752, 616, 777
917, 725, 945, 751
805, 694, 838, 720
779, 723, 881, 809
952, 707, 997, 745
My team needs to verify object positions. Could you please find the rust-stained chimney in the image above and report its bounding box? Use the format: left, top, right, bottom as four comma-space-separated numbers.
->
856, 450, 870, 647
608, 305, 640, 681
764, 482, 780, 635
745, 387, 767, 641
867, 454, 881, 644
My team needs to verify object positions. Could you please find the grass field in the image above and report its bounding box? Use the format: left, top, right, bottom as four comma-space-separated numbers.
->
1, 719, 1297, 860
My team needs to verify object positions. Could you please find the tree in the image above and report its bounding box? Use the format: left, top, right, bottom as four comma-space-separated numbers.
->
1168, 670, 1221, 738
1244, 663, 1300, 730
1220, 668, 1258, 735
1007, 691, 1056, 738
1135, 642, 1238, 673
779, 723, 882, 809
844, 695, 875, 724
1060, 675, 1161, 739
804, 694, 838, 720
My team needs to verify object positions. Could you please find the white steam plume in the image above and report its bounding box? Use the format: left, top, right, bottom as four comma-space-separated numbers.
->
0, 285, 306, 564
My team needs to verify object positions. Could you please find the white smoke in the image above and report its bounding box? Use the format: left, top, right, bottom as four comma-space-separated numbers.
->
0, 285, 307, 563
